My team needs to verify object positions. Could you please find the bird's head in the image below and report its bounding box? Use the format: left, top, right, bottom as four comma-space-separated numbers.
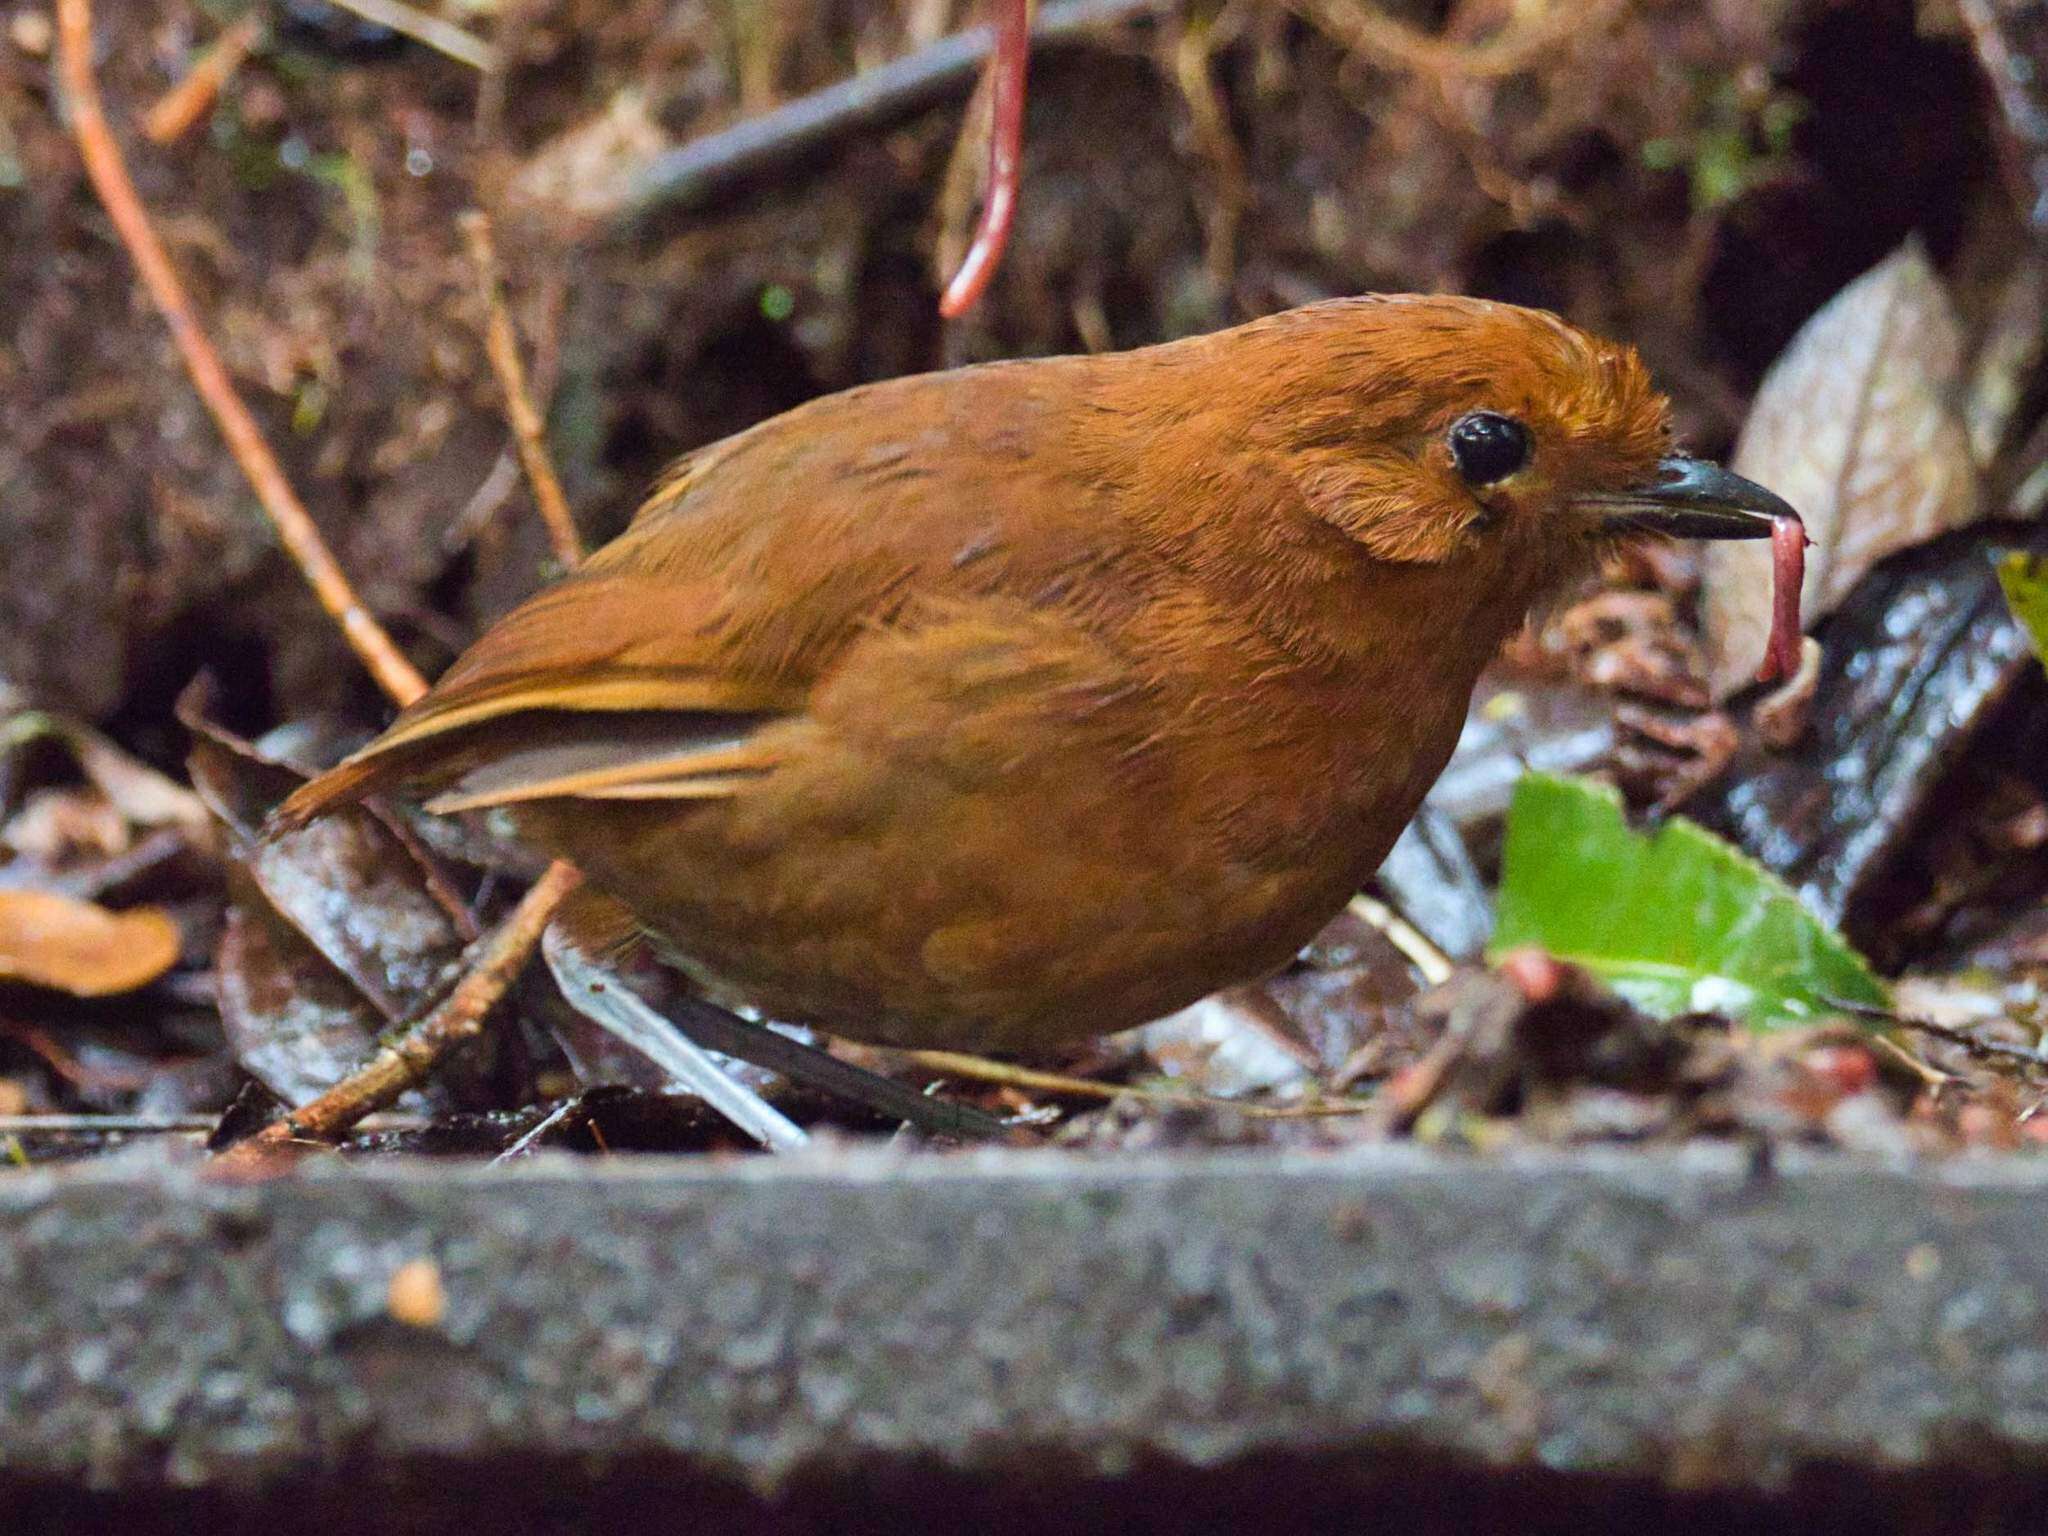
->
1217, 294, 1794, 581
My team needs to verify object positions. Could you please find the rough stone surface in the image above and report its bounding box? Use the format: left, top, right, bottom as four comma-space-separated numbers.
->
8, 1145, 2048, 1531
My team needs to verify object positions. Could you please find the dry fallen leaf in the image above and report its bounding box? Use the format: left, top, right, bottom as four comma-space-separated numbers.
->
0, 888, 180, 996
1703, 240, 1980, 699
180, 696, 475, 1111
2, 787, 130, 863
216, 900, 401, 1107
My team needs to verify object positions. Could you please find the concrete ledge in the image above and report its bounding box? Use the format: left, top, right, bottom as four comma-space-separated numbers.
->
6, 1145, 2048, 1531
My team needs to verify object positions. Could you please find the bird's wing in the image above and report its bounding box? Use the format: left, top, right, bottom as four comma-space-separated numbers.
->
275, 360, 1123, 826
272, 551, 857, 824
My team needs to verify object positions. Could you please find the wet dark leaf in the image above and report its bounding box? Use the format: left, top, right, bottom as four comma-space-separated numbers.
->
1693, 527, 2048, 937
237, 811, 467, 1017
215, 900, 400, 1107
178, 693, 480, 1109
184, 715, 467, 1022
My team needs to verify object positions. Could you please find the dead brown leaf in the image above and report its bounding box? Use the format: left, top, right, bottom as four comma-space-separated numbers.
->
1703, 239, 1981, 699
183, 711, 469, 1023
0, 888, 179, 996
2, 788, 130, 864
214, 899, 404, 1107
178, 689, 480, 1109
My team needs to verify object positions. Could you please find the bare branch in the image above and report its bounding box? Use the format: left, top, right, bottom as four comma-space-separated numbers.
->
459, 209, 583, 569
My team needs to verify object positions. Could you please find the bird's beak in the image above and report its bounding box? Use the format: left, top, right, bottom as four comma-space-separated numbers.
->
1583, 455, 1799, 540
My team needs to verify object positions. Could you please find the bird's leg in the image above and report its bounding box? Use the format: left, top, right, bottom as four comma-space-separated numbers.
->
655, 995, 1017, 1144
541, 924, 1013, 1144
542, 924, 808, 1152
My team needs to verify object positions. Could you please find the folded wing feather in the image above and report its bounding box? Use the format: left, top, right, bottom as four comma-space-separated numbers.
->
272, 567, 810, 826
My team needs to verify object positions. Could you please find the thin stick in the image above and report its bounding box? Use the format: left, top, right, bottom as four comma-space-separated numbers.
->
1346, 893, 1455, 986
55, 0, 428, 707
1828, 996, 2045, 1070
1870, 1033, 1951, 1090
458, 210, 582, 568
902, 1048, 1186, 1103
216, 862, 584, 1165
0, 1113, 433, 1135
0, 1115, 218, 1134
938, 0, 1031, 318
142, 12, 263, 145
1895, 1017, 2045, 1070
899, 1048, 1370, 1117
317, 0, 494, 71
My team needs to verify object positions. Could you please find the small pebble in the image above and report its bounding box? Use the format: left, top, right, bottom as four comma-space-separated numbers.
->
386, 1257, 447, 1329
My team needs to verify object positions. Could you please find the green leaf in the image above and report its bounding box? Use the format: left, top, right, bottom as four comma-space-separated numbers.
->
1491, 773, 1888, 1027
1999, 552, 2048, 662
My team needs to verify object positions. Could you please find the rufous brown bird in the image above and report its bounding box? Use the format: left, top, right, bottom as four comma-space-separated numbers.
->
280, 296, 1800, 1052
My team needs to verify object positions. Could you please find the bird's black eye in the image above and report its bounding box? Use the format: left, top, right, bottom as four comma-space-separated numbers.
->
1447, 412, 1532, 487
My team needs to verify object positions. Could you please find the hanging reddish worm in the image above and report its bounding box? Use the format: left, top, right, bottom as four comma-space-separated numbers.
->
939, 0, 1032, 318
1757, 515, 1809, 684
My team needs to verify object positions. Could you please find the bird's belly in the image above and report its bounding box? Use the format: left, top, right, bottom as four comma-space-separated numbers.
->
514, 768, 1385, 1053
